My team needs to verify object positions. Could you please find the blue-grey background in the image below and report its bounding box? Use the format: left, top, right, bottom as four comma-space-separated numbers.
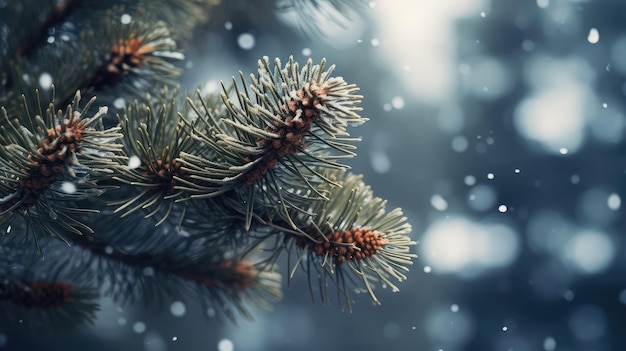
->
6, 1, 626, 350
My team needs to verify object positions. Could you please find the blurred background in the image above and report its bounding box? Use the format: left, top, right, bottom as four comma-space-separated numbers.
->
6, 0, 626, 350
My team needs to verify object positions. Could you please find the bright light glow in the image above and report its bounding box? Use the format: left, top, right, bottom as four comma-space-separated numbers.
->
515, 87, 588, 154
514, 56, 596, 155
562, 230, 614, 274
420, 217, 519, 276
375, 0, 487, 104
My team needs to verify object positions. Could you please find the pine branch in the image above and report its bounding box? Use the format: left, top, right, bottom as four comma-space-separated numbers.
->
0, 238, 99, 333
70, 214, 282, 321
13, 0, 79, 60
177, 56, 364, 229
274, 0, 369, 36
0, 2, 197, 120
0, 88, 123, 254
254, 170, 415, 310
0, 0, 416, 333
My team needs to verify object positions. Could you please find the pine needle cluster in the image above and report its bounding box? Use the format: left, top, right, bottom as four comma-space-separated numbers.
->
0, 0, 416, 331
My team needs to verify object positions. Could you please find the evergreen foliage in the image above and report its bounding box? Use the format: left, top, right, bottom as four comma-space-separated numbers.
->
0, 0, 416, 331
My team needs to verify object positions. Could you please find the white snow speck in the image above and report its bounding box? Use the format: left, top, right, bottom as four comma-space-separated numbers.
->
587, 28, 600, 44
61, 182, 76, 194
218, 339, 234, 351
237, 33, 255, 50
498, 204, 508, 213
128, 155, 141, 169
38, 72, 52, 89
120, 14, 132, 24
113, 98, 125, 109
